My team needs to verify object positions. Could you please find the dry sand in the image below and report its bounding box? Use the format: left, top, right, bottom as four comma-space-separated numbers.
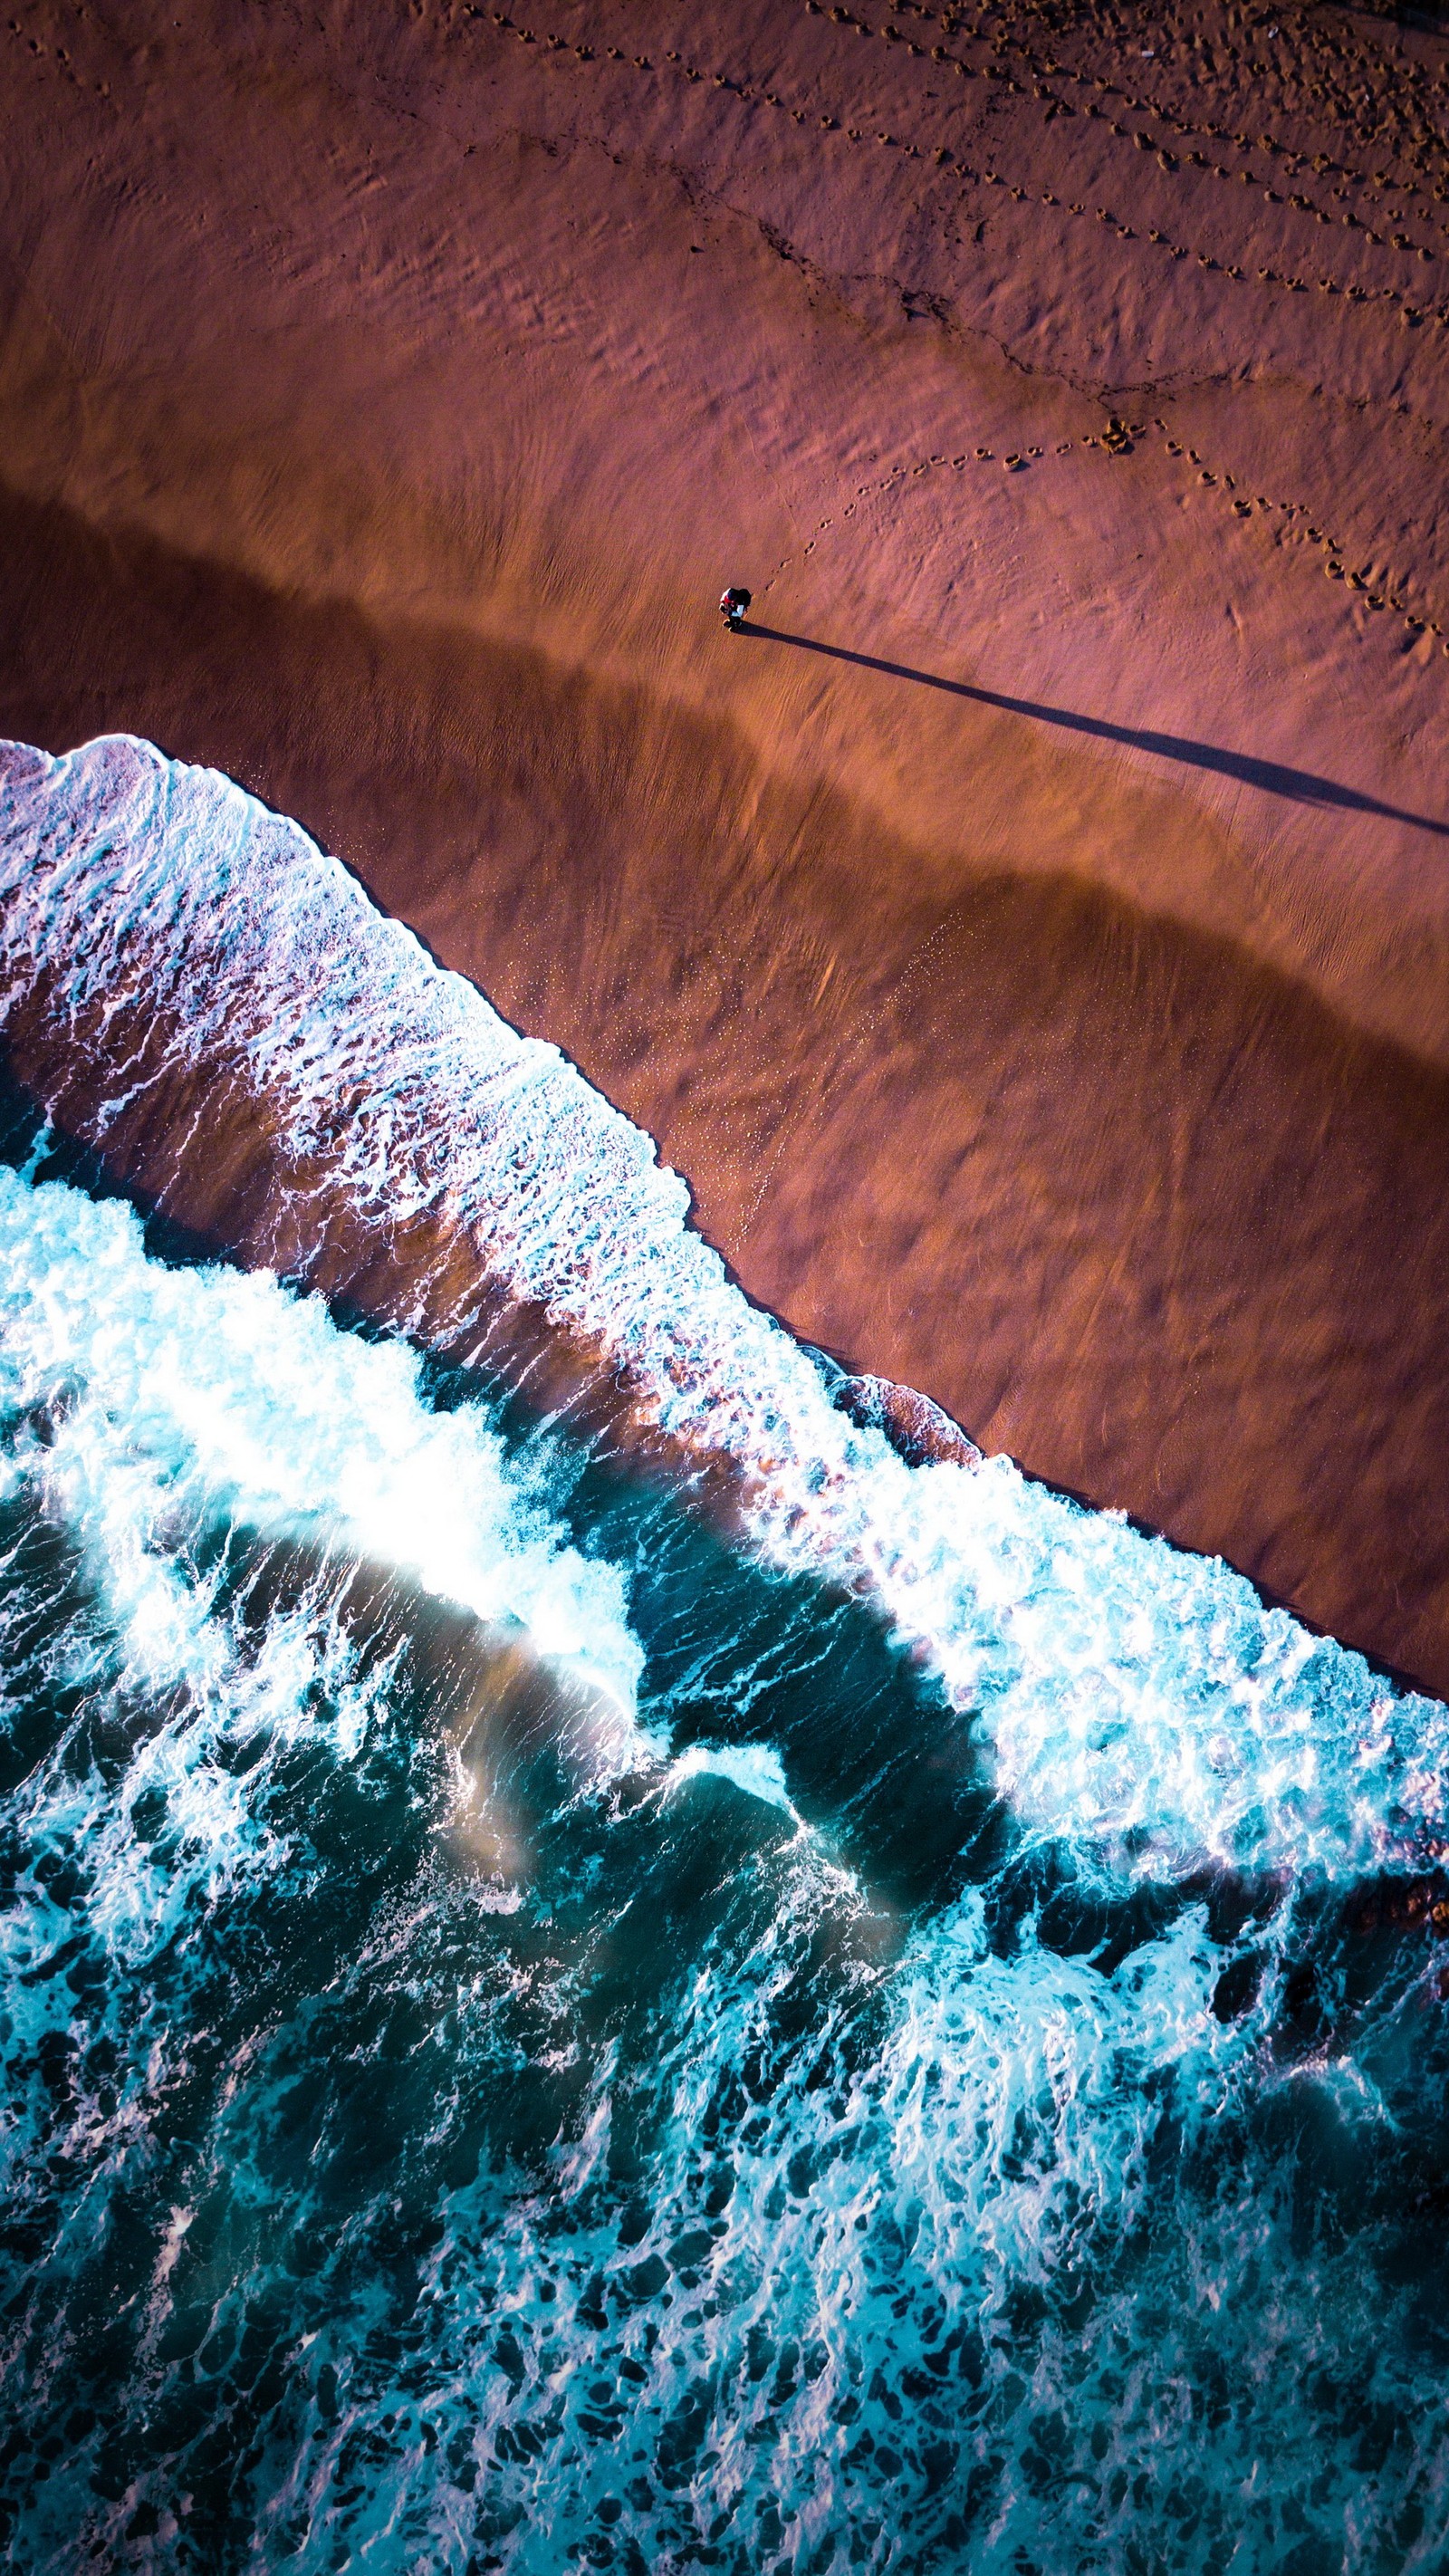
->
4, 0, 1449, 1686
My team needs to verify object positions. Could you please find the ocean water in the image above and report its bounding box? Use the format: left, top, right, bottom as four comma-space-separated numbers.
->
0, 738, 1445, 2573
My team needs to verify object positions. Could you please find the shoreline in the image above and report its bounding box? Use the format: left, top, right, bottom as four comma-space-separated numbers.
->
3, 721, 1445, 1719
4, 0, 1449, 1687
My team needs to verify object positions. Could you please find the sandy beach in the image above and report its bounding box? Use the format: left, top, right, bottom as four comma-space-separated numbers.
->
4, 0, 1449, 1687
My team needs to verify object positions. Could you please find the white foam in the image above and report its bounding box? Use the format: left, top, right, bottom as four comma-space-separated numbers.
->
0, 1164, 640, 1712
668, 1740, 801, 1820
1, 733, 1443, 1884
0, 1160, 650, 1981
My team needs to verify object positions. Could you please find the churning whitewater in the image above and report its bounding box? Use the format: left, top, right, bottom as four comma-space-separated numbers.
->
0, 733, 1446, 2574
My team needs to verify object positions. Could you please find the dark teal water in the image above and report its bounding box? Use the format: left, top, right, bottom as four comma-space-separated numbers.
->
0, 1165, 1446, 2576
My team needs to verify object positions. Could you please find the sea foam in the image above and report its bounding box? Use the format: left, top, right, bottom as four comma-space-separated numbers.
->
0, 731, 1443, 1889
0, 1160, 646, 1977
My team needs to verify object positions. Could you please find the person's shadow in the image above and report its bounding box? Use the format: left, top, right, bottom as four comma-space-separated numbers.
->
743, 623, 1449, 838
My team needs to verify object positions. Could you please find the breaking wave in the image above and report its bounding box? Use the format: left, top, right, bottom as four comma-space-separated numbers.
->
0, 735, 1445, 2572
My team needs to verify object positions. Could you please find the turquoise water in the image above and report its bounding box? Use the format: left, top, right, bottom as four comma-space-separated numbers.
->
0, 738, 1446, 2572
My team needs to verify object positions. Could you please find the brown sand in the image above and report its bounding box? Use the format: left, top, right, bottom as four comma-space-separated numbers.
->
4, 0, 1449, 1686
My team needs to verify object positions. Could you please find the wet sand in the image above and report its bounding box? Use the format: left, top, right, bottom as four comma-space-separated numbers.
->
4, 0, 1449, 1686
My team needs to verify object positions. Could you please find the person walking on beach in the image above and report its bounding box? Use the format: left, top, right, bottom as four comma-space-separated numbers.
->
719, 585, 752, 632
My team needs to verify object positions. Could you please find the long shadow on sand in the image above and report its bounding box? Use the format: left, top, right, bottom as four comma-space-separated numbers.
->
746, 624, 1449, 836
